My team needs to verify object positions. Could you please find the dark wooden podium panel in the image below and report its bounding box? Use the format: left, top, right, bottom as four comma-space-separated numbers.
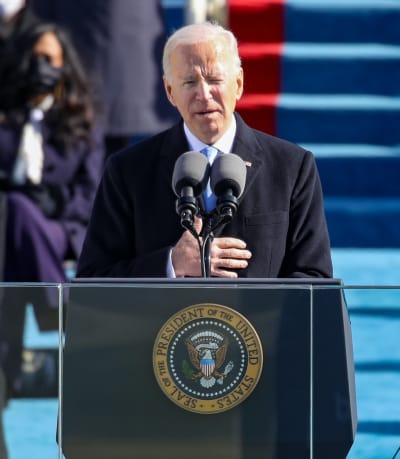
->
61, 279, 356, 459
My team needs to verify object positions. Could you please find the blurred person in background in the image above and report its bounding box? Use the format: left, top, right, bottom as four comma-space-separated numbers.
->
31, 0, 179, 158
0, 22, 104, 410
0, 0, 39, 77
0, 2, 40, 457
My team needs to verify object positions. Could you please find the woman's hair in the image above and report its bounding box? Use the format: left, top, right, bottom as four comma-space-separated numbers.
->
162, 22, 242, 82
0, 22, 95, 150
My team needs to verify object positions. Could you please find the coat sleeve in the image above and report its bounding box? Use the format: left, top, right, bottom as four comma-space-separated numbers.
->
279, 150, 333, 278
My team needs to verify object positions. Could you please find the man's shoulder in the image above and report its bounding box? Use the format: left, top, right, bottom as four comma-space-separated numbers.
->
109, 123, 182, 165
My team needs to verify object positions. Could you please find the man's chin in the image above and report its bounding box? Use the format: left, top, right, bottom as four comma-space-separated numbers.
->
198, 126, 222, 144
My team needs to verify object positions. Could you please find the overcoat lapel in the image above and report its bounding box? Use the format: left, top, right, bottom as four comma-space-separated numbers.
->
156, 115, 265, 219
231, 114, 263, 203
157, 120, 189, 194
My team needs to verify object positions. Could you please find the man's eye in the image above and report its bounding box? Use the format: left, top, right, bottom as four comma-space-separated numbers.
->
209, 78, 223, 84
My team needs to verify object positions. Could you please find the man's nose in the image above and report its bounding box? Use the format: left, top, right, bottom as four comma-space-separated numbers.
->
196, 81, 212, 100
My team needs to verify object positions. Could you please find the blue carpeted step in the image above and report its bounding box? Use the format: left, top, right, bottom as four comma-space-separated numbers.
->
4, 399, 60, 459
281, 44, 400, 95
285, 0, 400, 45
311, 148, 400, 197
349, 371, 400, 459
240, 42, 400, 96
276, 94, 400, 145
331, 250, 400, 458
325, 197, 400, 247
350, 310, 400, 437
305, 144, 400, 158
355, 373, 400, 424
331, 248, 400, 284
350, 314, 400, 362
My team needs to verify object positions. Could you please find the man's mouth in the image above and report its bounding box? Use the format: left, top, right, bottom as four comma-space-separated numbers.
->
197, 109, 217, 116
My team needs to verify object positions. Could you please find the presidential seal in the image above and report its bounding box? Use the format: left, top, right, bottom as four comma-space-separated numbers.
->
153, 303, 263, 414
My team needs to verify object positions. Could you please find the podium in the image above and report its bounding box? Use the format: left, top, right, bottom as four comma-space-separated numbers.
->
61, 279, 357, 459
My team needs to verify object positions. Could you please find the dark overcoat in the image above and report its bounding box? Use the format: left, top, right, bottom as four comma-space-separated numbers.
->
77, 114, 333, 279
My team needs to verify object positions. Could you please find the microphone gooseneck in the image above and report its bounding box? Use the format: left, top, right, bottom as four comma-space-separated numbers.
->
172, 151, 210, 231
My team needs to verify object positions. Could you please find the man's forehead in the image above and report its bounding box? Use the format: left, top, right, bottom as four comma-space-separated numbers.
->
174, 38, 228, 57
172, 42, 232, 69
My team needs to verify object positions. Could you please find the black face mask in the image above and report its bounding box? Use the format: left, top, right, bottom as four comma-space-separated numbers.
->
27, 55, 63, 95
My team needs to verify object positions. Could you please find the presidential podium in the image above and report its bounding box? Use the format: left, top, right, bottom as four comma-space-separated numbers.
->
61, 279, 357, 459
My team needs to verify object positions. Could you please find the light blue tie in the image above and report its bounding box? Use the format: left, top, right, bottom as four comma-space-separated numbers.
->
201, 146, 218, 212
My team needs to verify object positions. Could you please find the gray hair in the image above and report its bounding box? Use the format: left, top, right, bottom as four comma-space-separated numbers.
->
163, 22, 242, 81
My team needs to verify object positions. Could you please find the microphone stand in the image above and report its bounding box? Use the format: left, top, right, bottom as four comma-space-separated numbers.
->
199, 206, 233, 278
200, 216, 214, 278
177, 199, 236, 279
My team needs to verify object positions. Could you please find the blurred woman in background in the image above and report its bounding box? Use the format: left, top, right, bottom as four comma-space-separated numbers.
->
0, 22, 104, 401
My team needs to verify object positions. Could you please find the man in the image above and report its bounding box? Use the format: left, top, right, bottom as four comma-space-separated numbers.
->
77, 22, 333, 279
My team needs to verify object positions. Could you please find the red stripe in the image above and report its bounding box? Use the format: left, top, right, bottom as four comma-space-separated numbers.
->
228, 0, 285, 135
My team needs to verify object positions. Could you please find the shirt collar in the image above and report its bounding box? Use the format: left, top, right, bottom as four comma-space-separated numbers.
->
183, 116, 237, 154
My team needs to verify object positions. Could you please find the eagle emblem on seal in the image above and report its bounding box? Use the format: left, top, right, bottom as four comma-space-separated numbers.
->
185, 330, 234, 388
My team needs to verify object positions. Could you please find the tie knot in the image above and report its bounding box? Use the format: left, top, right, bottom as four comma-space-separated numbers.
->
201, 146, 218, 164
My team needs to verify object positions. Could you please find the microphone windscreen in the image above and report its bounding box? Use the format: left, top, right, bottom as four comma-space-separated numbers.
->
172, 151, 210, 197
210, 153, 247, 198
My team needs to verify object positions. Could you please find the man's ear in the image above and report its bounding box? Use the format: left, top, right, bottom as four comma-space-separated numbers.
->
236, 67, 244, 101
163, 76, 176, 106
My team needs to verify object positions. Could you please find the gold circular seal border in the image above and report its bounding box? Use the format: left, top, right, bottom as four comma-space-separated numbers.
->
153, 303, 263, 414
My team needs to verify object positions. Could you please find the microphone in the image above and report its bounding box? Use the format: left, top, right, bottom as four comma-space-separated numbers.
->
210, 153, 246, 222
172, 151, 210, 229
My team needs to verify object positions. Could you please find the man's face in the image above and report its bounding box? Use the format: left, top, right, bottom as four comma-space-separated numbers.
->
164, 40, 243, 144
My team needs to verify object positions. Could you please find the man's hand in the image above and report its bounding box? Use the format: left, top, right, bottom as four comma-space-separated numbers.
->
172, 217, 252, 277
208, 236, 251, 278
